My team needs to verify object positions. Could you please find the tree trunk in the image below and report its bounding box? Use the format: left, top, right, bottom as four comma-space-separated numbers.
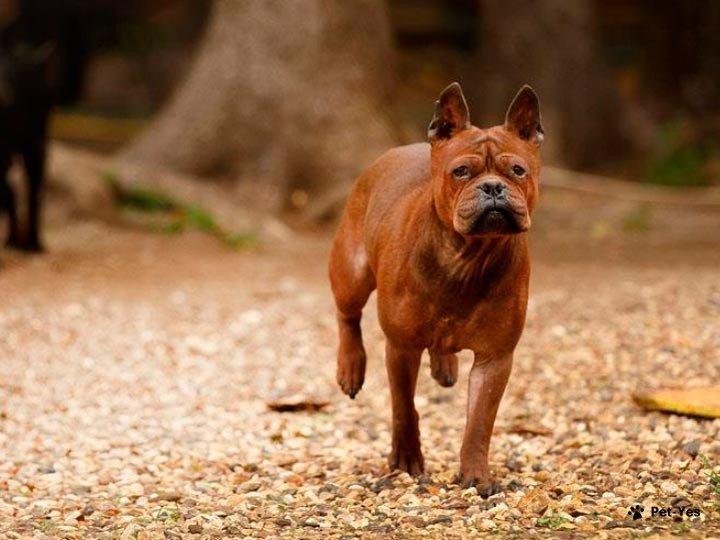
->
642, 0, 720, 118
122, 0, 398, 210
473, 0, 632, 170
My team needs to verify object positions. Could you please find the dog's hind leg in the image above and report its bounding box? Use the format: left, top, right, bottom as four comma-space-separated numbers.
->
430, 352, 458, 387
329, 191, 375, 399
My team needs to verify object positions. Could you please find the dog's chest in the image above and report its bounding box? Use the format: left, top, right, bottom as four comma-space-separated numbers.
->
376, 239, 528, 354
424, 303, 490, 353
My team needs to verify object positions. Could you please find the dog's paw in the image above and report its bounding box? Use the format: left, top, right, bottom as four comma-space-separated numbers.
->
337, 350, 366, 399
388, 444, 424, 476
430, 353, 458, 387
458, 472, 500, 497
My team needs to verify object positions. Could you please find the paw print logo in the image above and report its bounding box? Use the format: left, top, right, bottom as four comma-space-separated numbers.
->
627, 505, 644, 520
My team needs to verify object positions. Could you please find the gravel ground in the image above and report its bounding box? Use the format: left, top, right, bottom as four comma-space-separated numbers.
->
1, 203, 720, 539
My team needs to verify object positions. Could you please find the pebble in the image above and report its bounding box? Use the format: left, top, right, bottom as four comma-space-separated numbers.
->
478, 518, 497, 531
660, 481, 680, 495
517, 489, 551, 515
0, 225, 718, 538
683, 440, 701, 459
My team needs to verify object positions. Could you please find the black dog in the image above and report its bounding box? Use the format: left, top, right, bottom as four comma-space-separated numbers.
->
0, 36, 57, 252
0, 0, 84, 252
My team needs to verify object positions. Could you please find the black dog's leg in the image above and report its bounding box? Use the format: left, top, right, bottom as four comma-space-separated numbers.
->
0, 151, 21, 248
21, 139, 46, 252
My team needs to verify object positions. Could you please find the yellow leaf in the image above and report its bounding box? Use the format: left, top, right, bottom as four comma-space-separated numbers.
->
633, 387, 720, 418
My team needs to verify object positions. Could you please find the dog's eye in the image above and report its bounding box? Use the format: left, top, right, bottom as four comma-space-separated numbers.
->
452, 165, 471, 180
511, 165, 526, 177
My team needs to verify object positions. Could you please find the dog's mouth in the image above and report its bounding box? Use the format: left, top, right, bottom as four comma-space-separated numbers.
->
455, 202, 528, 236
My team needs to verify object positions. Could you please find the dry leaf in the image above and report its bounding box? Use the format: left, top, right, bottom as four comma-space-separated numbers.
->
633, 387, 720, 418
506, 423, 552, 436
266, 399, 329, 413
517, 488, 551, 515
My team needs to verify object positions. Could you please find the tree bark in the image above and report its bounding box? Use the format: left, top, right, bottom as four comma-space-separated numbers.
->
122, 0, 398, 210
473, 0, 633, 170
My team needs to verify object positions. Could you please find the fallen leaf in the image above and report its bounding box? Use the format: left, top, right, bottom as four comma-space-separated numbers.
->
506, 423, 552, 436
267, 399, 329, 413
633, 387, 720, 418
517, 488, 551, 515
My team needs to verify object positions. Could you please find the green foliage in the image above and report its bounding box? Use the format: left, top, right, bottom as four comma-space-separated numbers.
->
183, 206, 217, 233
537, 513, 569, 529
35, 518, 56, 533
118, 187, 177, 213
645, 146, 705, 186
153, 505, 181, 524
702, 455, 720, 499
104, 171, 178, 212
643, 123, 717, 186
102, 170, 256, 249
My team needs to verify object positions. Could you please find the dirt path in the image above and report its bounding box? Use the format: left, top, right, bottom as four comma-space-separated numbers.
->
1, 205, 719, 538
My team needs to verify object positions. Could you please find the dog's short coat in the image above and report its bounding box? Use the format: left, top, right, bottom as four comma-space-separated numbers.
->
329, 82, 543, 494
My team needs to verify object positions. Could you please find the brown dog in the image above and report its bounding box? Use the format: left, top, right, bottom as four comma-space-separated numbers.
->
329, 82, 543, 494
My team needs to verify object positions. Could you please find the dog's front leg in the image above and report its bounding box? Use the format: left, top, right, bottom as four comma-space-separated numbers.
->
459, 352, 513, 495
385, 340, 424, 475
0, 151, 21, 248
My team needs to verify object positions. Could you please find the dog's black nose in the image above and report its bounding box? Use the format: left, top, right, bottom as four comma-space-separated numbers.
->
478, 180, 506, 197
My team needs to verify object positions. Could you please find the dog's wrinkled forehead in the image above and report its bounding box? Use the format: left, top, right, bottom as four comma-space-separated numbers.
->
468, 131, 504, 154
440, 127, 534, 164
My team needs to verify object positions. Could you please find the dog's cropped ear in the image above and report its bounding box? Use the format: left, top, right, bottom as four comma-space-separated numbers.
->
428, 82, 471, 142
505, 85, 544, 147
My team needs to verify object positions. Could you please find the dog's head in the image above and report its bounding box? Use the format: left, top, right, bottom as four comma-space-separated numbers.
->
428, 82, 543, 237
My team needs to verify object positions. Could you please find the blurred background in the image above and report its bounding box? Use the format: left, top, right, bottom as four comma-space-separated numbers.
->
14, 0, 720, 164
1, 0, 720, 245
1, 4, 719, 537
